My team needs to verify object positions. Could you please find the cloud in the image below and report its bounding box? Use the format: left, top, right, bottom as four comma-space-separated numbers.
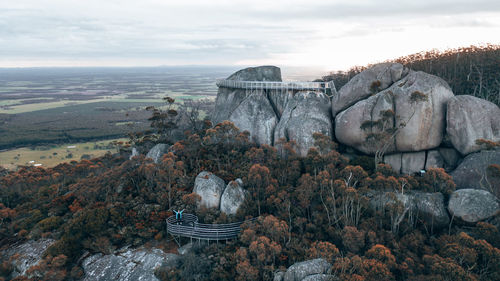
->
0, 0, 499, 68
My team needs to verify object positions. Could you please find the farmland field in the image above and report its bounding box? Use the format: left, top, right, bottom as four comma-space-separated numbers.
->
0, 66, 324, 169
0, 138, 127, 170
0, 66, 241, 150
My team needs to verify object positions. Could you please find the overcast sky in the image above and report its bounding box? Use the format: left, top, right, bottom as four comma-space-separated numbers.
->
1, 0, 499, 71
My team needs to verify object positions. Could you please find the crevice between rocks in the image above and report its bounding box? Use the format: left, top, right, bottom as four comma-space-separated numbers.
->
424, 150, 429, 170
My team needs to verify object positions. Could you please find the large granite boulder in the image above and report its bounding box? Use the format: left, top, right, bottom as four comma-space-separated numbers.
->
450, 151, 500, 194
335, 89, 394, 154
335, 71, 454, 154
332, 63, 409, 116
274, 91, 333, 156
220, 179, 247, 215
448, 189, 499, 223
446, 95, 500, 155
145, 144, 170, 164
227, 65, 282, 82
82, 246, 179, 281
212, 66, 281, 125
1, 239, 54, 279
229, 92, 278, 145
283, 258, 332, 281
393, 71, 454, 151
369, 191, 449, 228
193, 171, 226, 209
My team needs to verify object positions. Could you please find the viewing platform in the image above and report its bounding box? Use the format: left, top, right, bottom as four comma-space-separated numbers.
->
216, 79, 337, 95
166, 213, 255, 243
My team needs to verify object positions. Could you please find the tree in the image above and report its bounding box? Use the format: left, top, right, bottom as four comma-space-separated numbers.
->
307, 241, 339, 263
146, 96, 179, 143
342, 226, 365, 253
294, 174, 317, 221
418, 168, 456, 195
247, 164, 271, 216
158, 152, 185, 209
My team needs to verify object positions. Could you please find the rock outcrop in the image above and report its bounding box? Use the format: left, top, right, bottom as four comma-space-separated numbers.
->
220, 179, 247, 215
369, 191, 449, 228
274, 91, 333, 156
335, 71, 454, 155
145, 143, 170, 164
281, 258, 332, 281
212, 66, 281, 126
332, 62, 409, 116
210, 64, 498, 184
1, 239, 55, 279
193, 171, 226, 209
446, 95, 500, 155
450, 151, 500, 193
448, 189, 499, 223
229, 92, 278, 145
82, 246, 179, 281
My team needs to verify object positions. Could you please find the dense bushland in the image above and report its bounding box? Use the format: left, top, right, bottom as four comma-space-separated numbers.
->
1, 118, 499, 280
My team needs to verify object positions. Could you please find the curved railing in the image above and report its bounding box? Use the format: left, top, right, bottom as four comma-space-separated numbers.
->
166, 214, 254, 240
216, 79, 336, 93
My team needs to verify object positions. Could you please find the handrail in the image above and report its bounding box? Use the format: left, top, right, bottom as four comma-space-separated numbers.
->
215, 79, 336, 94
166, 214, 256, 240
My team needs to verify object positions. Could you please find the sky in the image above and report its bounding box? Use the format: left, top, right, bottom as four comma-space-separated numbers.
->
1, 0, 500, 71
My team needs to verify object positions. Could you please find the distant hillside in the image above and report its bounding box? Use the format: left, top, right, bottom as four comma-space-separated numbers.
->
324, 44, 500, 106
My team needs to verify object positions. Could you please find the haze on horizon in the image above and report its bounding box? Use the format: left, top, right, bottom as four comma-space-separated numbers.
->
1, 0, 500, 71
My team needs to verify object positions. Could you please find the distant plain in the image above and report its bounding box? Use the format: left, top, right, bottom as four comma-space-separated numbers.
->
0, 66, 235, 168
0, 66, 324, 169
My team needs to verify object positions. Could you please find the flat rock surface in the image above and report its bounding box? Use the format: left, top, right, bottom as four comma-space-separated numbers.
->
1, 238, 55, 278
82, 246, 179, 281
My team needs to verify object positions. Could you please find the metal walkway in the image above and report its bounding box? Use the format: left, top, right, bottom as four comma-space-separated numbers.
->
166, 213, 254, 241
216, 79, 337, 96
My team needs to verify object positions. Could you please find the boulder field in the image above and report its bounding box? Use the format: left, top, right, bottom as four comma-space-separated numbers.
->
212, 65, 500, 177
